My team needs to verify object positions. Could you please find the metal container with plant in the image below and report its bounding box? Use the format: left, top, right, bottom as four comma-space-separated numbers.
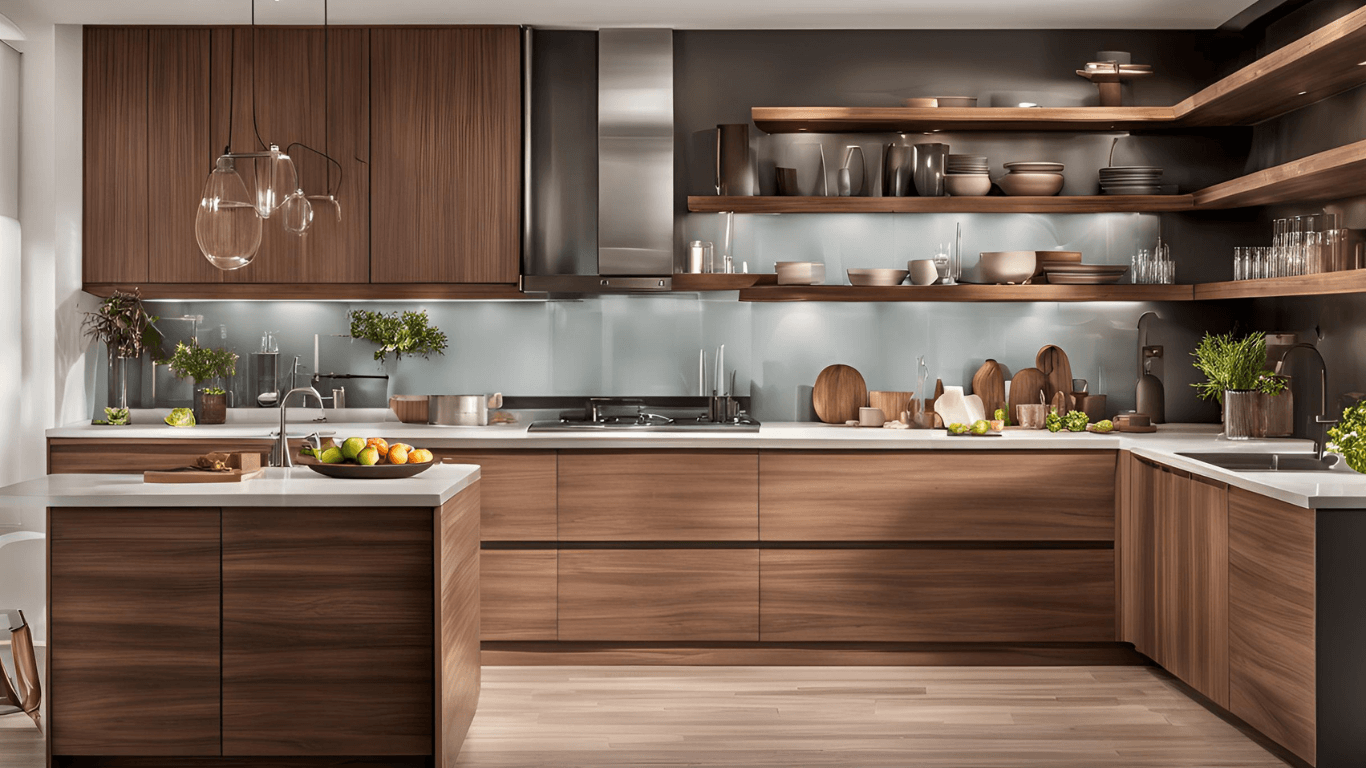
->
1328, 402, 1366, 474
169, 341, 239, 425
348, 310, 449, 363
81, 290, 164, 414
1190, 331, 1287, 439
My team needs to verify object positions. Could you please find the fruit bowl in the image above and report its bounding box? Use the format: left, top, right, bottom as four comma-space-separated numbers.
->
298, 459, 435, 479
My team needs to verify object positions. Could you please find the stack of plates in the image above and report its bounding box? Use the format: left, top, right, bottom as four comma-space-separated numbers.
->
1004, 161, 1064, 174
1042, 263, 1130, 285
1099, 166, 1163, 195
1084, 62, 1153, 74
947, 154, 989, 175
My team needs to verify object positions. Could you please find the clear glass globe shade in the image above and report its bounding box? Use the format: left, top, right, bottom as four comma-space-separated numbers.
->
196, 156, 262, 270
280, 189, 314, 236
254, 150, 297, 220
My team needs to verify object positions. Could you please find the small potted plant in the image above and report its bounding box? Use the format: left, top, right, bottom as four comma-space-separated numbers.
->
348, 309, 448, 394
1328, 401, 1366, 474
81, 290, 163, 411
1190, 331, 1288, 439
168, 341, 239, 425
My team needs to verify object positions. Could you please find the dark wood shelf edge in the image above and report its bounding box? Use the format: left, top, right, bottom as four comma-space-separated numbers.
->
82, 283, 532, 300
737, 284, 1195, 303
1193, 271, 1366, 300
687, 195, 1196, 214
671, 274, 779, 291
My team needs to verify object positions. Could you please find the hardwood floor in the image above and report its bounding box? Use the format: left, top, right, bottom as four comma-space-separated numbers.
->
0, 666, 1291, 767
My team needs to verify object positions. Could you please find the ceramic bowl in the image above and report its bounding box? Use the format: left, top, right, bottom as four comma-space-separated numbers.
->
975, 251, 1038, 284
945, 173, 993, 197
934, 96, 978, 108
908, 259, 940, 286
997, 172, 1064, 197
847, 268, 909, 286
903, 97, 939, 108
776, 261, 826, 285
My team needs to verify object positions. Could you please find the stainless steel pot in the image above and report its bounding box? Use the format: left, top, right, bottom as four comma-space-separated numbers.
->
428, 393, 503, 426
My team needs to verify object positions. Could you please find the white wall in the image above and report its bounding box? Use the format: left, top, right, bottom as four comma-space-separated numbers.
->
0, 4, 90, 643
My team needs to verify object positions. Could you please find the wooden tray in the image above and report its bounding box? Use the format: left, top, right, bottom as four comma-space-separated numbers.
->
144, 467, 265, 484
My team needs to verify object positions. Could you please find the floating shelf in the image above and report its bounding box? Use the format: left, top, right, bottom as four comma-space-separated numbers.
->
752, 6, 1366, 134
83, 283, 532, 301
737, 284, 1194, 303
1193, 270, 1366, 301
670, 273, 778, 291
1192, 138, 1366, 209
688, 195, 1195, 214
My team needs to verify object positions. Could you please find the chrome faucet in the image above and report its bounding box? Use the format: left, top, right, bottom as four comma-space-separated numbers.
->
1274, 342, 1339, 460
272, 386, 326, 468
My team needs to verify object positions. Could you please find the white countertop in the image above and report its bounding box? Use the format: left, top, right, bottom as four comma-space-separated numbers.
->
0, 463, 480, 508
46, 417, 1366, 510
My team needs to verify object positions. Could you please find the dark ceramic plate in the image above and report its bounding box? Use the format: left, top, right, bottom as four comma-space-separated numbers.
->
300, 460, 435, 479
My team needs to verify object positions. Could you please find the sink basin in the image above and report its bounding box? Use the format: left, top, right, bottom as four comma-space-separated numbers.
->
1176, 452, 1341, 472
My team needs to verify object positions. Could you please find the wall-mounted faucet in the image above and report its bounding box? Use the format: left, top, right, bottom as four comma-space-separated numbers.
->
1274, 342, 1339, 459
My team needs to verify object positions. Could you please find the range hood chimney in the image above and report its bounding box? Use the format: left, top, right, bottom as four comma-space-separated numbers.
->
521, 28, 676, 294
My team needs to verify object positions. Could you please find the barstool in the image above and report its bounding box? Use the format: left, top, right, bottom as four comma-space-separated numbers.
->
0, 530, 43, 732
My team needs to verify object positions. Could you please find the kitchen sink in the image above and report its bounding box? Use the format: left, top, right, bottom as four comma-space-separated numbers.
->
1176, 452, 1341, 472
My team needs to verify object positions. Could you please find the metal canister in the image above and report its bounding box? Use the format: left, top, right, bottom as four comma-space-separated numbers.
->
686, 241, 714, 274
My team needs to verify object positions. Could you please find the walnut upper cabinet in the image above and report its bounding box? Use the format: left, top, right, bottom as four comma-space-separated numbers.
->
370, 27, 521, 285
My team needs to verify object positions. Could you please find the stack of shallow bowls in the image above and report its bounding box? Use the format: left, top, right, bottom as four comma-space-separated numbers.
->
1099, 166, 1164, 195
945, 154, 991, 196
998, 161, 1065, 196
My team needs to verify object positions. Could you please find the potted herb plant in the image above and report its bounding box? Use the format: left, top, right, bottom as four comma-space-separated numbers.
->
348, 310, 448, 394
168, 341, 239, 425
1190, 331, 1288, 439
1328, 401, 1366, 474
81, 290, 163, 411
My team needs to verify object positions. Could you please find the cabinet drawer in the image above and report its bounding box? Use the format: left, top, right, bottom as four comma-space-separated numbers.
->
760, 451, 1115, 541
481, 550, 557, 641
438, 451, 557, 540
558, 550, 759, 641
760, 549, 1116, 642
50, 508, 222, 756
559, 451, 758, 541
48, 439, 274, 474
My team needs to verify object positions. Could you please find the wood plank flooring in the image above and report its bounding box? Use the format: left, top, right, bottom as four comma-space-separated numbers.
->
0, 666, 1291, 767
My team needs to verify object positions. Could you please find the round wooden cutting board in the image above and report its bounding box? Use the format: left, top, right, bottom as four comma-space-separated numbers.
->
1036, 345, 1074, 415
813, 364, 868, 424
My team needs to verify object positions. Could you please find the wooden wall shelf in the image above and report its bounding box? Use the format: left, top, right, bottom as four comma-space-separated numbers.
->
752, 6, 1366, 135
737, 284, 1194, 303
687, 195, 1195, 214
671, 274, 778, 291
83, 283, 532, 301
1193, 270, 1366, 300
1192, 138, 1366, 209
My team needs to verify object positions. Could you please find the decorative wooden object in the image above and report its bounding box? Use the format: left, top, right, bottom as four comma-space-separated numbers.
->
1008, 368, 1048, 423
1036, 346, 1073, 416
812, 364, 869, 424
970, 361, 1007, 418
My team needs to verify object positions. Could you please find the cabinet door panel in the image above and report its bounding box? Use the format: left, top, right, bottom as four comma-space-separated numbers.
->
437, 451, 557, 540
761, 451, 1115, 541
481, 550, 557, 640
559, 451, 759, 541
1183, 475, 1229, 707
49, 508, 221, 756
370, 27, 520, 283
1228, 488, 1316, 764
221, 507, 434, 756
760, 549, 1115, 642
558, 550, 759, 641
84, 28, 149, 284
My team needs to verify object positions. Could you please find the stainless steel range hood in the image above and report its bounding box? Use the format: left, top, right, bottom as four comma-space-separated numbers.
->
520, 28, 675, 294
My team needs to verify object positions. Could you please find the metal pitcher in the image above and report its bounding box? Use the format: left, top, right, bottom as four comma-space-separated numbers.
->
882, 144, 913, 197
913, 142, 949, 197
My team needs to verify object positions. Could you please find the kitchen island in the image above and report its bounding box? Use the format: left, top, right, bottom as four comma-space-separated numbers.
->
0, 464, 482, 768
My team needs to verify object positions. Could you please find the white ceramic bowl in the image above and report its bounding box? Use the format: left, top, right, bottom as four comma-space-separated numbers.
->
908, 259, 940, 286
997, 172, 1064, 197
945, 173, 993, 197
847, 268, 909, 286
975, 251, 1039, 284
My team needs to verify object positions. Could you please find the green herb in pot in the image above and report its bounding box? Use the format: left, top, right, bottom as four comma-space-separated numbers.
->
1328, 402, 1366, 474
1190, 331, 1287, 402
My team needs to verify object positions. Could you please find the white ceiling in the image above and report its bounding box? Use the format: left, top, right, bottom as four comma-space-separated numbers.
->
3, 0, 1259, 30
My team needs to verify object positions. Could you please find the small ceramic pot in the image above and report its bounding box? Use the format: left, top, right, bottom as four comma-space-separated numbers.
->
858, 407, 886, 428
1223, 389, 1265, 440
196, 389, 228, 425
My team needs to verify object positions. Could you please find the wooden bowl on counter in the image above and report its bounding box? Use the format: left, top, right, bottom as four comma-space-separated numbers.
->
390, 395, 430, 424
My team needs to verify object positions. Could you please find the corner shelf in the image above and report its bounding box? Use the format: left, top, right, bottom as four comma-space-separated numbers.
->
736, 284, 1194, 303
1192, 138, 1366, 209
688, 195, 1194, 214
751, 6, 1366, 134
1193, 271, 1366, 301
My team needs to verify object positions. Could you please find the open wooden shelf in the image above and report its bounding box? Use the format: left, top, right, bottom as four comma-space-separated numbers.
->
752, 7, 1366, 134
1175, 5, 1366, 127
1192, 138, 1366, 209
83, 283, 533, 301
671, 273, 778, 291
688, 195, 1194, 214
1193, 270, 1366, 300
737, 284, 1194, 303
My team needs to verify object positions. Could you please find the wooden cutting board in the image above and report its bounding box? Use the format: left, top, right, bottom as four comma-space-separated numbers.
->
1036, 345, 1074, 415
813, 364, 868, 424
1008, 367, 1047, 423
971, 360, 1007, 419
144, 467, 265, 484
869, 391, 915, 422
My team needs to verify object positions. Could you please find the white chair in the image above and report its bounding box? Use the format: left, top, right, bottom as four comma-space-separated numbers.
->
0, 530, 42, 731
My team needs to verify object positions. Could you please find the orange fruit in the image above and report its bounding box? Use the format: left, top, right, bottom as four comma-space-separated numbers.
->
388, 444, 409, 465
366, 437, 390, 456
409, 448, 433, 464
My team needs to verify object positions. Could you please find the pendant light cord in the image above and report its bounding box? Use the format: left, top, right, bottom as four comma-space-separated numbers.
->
223, 13, 235, 155
251, 0, 266, 151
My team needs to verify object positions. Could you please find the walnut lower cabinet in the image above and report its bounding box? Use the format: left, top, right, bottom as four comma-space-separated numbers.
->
46, 486, 480, 768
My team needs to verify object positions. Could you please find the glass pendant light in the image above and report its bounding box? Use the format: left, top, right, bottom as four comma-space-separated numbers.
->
253, 146, 296, 219
280, 187, 314, 236
196, 156, 263, 270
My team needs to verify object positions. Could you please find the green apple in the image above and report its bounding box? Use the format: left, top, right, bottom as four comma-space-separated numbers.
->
341, 436, 366, 461
319, 447, 345, 464
357, 446, 381, 466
